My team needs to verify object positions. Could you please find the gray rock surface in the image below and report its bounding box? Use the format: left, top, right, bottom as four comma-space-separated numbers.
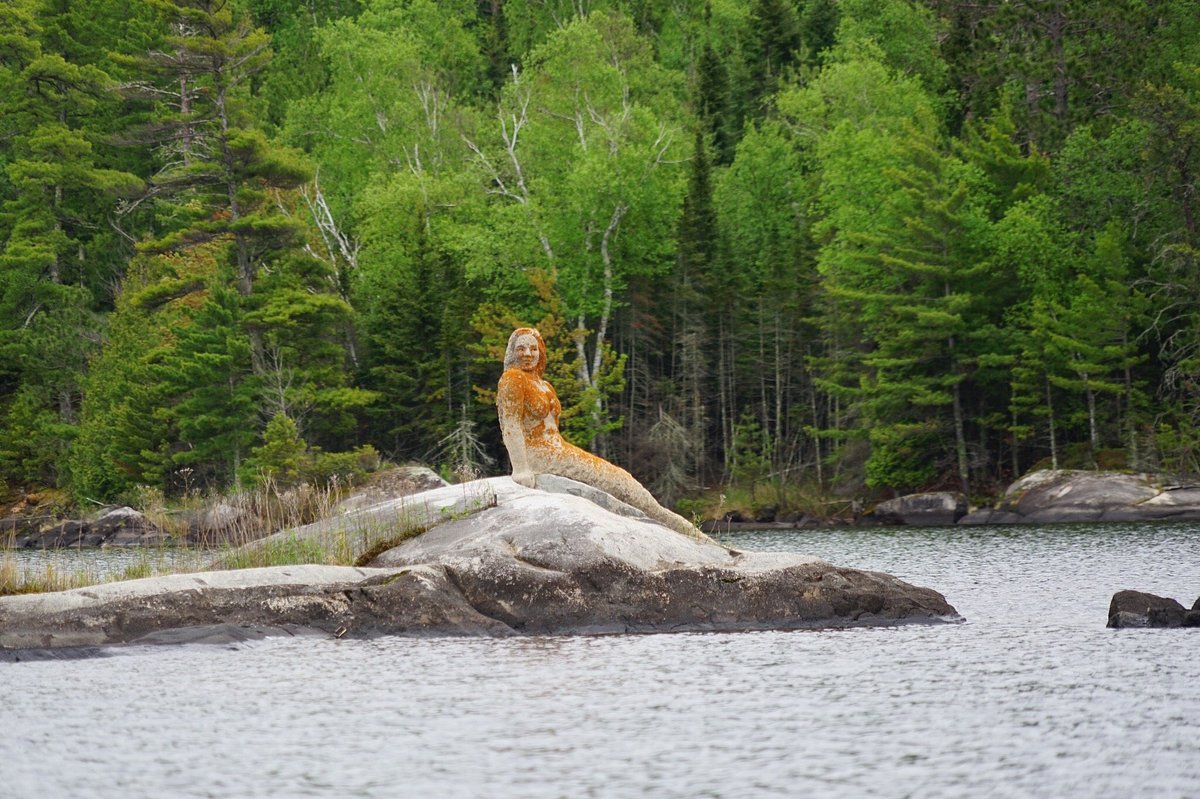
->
964, 470, 1200, 525
184, 501, 254, 544
367, 479, 956, 635
532, 473, 649, 520
331, 465, 449, 515
865, 492, 967, 526
0, 477, 958, 653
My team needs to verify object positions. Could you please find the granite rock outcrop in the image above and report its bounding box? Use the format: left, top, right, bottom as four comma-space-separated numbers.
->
0, 477, 958, 655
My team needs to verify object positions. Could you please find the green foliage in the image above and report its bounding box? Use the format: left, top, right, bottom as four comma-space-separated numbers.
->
743, 0, 801, 110
0, 0, 143, 492
956, 97, 1051, 214
355, 204, 481, 459
243, 412, 308, 486
247, 0, 363, 128
0, 383, 76, 485
241, 411, 382, 488
865, 423, 937, 491
832, 0, 947, 93
7, 0, 1200, 507
1154, 422, 1200, 478
729, 410, 771, 486
156, 288, 260, 485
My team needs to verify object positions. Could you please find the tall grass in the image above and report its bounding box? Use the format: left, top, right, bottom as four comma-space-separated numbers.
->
1, 475, 498, 595
211, 480, 498, 570
0, 554, 98, 595
130, 473, 351, 545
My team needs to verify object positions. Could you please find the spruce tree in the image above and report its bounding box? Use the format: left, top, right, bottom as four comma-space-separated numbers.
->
695, 42, 736, 164
798, 0, 839, 68
743, 0, 801, 114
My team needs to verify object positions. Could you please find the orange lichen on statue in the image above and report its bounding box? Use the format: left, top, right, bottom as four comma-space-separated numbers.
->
497, 327, 707, 540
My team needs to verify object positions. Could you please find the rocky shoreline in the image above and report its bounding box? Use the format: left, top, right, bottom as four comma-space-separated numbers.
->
862, 470, 1200, 527
5, 470, 1200, 552
960, 470, 1200, 525
0, 476, 959, 656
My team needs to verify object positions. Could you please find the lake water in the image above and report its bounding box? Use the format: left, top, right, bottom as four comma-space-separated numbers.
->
2, 522, 1198, 798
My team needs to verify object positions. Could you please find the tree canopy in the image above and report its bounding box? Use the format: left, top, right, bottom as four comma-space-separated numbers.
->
4, 0, 1200, 507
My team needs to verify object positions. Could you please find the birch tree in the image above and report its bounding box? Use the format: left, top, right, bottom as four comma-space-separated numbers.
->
467, 11, 687, 451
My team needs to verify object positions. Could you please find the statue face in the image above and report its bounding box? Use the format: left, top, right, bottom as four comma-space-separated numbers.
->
513, 333, 540, 372
503, 326, 546, 374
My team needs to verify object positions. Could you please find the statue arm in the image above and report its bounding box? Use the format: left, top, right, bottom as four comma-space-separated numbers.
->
497, 372, 536, 488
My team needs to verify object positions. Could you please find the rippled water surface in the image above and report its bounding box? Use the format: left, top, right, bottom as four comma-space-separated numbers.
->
3, 523, 1199, 798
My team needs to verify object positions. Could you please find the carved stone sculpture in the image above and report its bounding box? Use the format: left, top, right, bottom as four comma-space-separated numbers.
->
497, 327, 706, 540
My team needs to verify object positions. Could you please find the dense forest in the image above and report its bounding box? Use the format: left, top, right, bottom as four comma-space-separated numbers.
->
2, 0, 1200, 514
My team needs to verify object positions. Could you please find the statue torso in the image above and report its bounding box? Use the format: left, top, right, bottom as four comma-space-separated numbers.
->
499, 368, 562, 445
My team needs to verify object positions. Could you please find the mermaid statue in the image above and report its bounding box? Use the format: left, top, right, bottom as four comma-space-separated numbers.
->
496, 327, 706, 540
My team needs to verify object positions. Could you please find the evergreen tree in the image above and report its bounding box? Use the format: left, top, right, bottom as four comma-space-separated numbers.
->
68, 253, 191, 500
946, 0, 1194, 151
70, 244, 256, 498
0, 0, 141, 486
798, 0, 838, 68
153, 286, 259, 489
356, 223, 475, 460
695, 41, 736, 164
833, 0, 947, 93
1051, 227, 1145, 457
956, 97, 1051, 216
856, 132, 990, 494
241, 411, 309, 487
1008, 296, 1064, 469
713, 120, 813, 481
121, 0, 311, 373
244, 0, 365, 128
743, 0, 801, 114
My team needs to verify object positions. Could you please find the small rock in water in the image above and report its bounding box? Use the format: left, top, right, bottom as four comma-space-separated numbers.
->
1107, 590, 1193, 628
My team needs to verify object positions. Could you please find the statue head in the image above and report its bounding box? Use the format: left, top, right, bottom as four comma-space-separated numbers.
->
504, 327, 547, 375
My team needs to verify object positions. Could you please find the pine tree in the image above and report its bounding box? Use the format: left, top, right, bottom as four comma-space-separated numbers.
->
245, 0, 364, 128
714, 120, 814, 483
70, 243, 258, 498
357, 224, 475, 460
956, 97, 1051, 216
120, 0, 311, 373
153, 287, 259, 489
1006, 219, 1146, 469
241, 412, 309, 487
798, 0, 839, 68
833, 129, 990, 494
